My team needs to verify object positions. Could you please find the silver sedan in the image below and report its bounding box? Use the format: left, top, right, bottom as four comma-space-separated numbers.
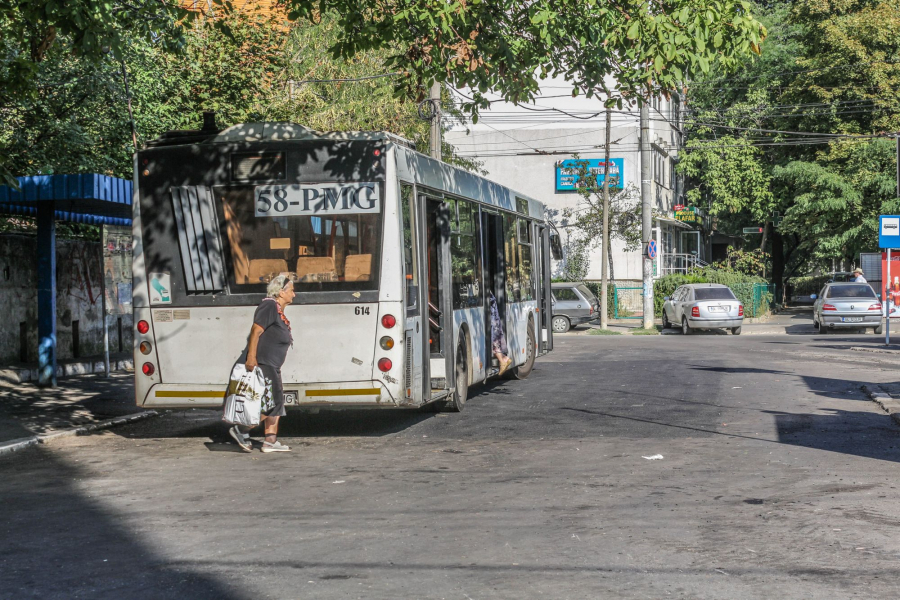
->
662, 284, 744, 335
811, 282, 883, 334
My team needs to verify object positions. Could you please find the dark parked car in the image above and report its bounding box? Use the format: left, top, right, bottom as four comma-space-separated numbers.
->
551, 282, 599, 333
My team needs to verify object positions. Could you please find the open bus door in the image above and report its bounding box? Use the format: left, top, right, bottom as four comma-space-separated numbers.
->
423, 196, 454, 395
537, 224, 553, 352
480, 208, 507, 373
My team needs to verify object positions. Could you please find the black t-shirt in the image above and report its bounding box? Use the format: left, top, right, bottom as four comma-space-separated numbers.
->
251, 300, 292, 368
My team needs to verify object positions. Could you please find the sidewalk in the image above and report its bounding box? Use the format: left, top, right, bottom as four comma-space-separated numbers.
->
0, 351, 134, 385
0, 370, 155, 455
562, 307, 836, 336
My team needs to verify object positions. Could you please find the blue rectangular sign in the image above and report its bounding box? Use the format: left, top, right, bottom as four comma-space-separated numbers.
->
555, 158, 624, 192
880, 215, 900, 249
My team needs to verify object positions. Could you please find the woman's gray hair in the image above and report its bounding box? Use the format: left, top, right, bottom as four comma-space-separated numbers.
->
267, 274, 292, 298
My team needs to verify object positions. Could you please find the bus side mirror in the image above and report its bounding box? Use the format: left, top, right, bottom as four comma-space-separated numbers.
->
549, 232, 563, 260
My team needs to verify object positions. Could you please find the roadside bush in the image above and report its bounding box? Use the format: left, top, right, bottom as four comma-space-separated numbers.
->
654, 270, 771, 318
785, 275, 830, 298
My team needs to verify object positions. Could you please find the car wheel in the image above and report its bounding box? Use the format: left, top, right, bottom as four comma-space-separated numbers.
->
731, 326, 742, 335
552, 315, 570, 334
682, 317, 691, 335
662, 310, 670, 329
875, 324, 884, 335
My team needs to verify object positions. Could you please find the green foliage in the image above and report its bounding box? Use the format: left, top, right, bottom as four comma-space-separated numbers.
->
588, 328, 622, 336
679, 0, 900, 278
653, 270, 770, 317
785, 274, 831, 297
711, 247, 771, 277
0, 7, 482, 202
287, 0, 767, 116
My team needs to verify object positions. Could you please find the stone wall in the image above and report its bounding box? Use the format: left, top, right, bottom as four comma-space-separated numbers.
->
0, 234, 133, 364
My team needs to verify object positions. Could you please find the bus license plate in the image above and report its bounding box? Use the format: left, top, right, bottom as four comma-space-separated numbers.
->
283, 390, 299, 404
842, 317, 863, 323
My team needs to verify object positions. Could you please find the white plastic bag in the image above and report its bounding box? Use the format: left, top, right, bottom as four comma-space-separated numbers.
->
222, 363, 266, 427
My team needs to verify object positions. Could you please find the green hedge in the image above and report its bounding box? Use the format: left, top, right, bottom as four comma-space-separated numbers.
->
653, 269, 772, 318
785, 275, 830, 297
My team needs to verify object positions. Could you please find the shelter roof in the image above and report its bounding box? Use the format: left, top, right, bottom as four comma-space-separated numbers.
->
0, 174, 132, 225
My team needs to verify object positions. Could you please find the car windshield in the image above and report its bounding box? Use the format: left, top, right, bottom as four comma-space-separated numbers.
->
827, 285, 875, 299
694, 288, 736, 300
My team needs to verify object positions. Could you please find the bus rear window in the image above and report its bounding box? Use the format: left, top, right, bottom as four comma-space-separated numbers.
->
218, 186, 382, 293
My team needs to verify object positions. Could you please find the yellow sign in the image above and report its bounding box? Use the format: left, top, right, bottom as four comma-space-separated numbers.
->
674, 208, 702, 224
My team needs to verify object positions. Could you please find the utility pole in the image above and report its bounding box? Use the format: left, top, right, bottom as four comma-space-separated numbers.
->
641, 102, 654, 329
120, 60, 138, 153
600, 107, 611, 329
429, 82, 442, 160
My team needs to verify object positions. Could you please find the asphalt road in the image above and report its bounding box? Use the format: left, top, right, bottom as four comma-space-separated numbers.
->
3, 333, 900, 599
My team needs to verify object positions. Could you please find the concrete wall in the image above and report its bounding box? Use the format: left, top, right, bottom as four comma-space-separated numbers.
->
0, 234, 133, 364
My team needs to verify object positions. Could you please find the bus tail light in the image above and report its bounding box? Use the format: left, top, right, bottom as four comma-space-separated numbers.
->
381, 314, 396, 328
379, 336, 394, 350
691, 306, 700, 317
141, 362, 155, 376
377, 358, 392, 372
139, 341, 153, 355
137, 320, 150, 334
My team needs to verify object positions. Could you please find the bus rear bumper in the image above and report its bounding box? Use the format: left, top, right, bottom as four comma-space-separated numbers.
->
140, 381, 399, 409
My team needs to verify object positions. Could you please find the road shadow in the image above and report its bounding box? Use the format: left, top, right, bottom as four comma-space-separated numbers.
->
0, 446, 244, 599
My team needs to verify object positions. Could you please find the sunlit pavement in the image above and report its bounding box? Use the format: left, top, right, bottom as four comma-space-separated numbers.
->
3, 334, 900, 598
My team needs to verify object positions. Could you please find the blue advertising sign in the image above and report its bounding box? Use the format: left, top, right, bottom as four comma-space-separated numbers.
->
880, 215, 900, 249
555, 158, 624, 192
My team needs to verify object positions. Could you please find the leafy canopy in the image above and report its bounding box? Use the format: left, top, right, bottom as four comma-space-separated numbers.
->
286, 0, 767, 114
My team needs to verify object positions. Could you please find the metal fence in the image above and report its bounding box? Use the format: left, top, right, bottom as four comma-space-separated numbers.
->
730, 283, 776, 318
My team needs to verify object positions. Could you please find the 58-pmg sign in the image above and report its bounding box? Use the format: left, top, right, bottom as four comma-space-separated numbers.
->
254, 182, 380, 217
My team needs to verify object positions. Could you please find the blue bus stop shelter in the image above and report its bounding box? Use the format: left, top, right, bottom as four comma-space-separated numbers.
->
0, 174, 132, 386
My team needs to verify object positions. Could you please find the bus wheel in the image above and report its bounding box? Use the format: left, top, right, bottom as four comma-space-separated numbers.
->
443, 337, 469, 412
509, 321, 536, 380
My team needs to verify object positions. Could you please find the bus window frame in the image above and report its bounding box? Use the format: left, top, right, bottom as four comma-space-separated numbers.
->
212, 183, 385, 298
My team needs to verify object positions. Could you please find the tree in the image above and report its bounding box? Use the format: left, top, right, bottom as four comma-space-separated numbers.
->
678, 0, 900, 286
286, 0, 767, 115
559, 155, 643, 282
0, 0, 210, 186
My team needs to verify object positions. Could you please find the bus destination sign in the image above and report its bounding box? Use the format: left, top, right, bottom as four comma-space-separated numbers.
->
255, 183, 380, 217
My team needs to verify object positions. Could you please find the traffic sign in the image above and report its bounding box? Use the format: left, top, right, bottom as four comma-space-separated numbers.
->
880, 215, 900, 249
743, 227, 764, 234
647, 239, 658, 259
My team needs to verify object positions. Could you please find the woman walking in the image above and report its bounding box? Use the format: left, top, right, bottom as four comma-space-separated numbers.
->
229, 274, 295, 453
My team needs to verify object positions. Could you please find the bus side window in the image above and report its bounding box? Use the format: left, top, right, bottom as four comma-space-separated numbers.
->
518, 218, 534, 301
449, 198, 480, 309
400, 184, 419, 314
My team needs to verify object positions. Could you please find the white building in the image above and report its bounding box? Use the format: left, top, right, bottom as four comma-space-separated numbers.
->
445, 82, 703, 286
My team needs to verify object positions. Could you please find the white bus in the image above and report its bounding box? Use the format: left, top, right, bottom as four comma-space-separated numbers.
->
133, 121, 561, 412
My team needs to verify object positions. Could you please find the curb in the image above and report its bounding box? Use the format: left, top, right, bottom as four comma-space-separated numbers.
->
861, 385, 900, 426
0, 410, 159, 457
850, 346, 900, 355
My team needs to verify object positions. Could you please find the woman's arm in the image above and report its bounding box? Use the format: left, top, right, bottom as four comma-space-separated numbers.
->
245, 324, 265, 370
